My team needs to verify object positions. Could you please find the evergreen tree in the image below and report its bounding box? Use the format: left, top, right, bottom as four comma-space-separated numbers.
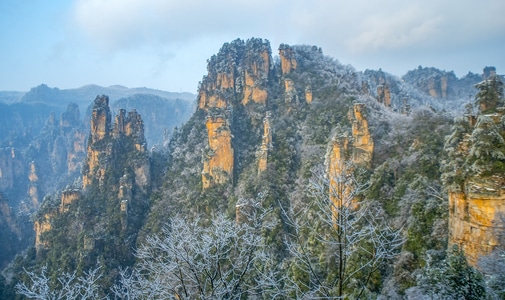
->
419, 245, 486, 299
467, 115, 505, 176
475, 75, 504, 113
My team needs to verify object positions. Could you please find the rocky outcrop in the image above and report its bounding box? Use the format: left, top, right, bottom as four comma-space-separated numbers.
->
279, 44, 297, 75
60, 189, 81, 213
198, 38, 272, 189
27, 161, 40, 210
202, 115, 234, 189
83, 95, 149, 190
34, 212, 54, 252
447, 100, 505, 266
257, 112, 272, 175
284, 79, 297, 103
0, 148, 25, 191
36, 95, 150, 255
90, 95, 112, 143
326, 132, 351, 214
402, 66, 484, 101
326, 104, 374, 211
305, 86, 313, 104
67, 130, 86, 176
349, 104, 374, 167
377, 85, 391, 107
449, 177, 505, 266
242, 49, 270, 105
0, 192, 21, 267
483, 66, 497, 80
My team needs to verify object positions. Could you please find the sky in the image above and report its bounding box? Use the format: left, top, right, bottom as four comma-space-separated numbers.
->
1, 0, 504, 93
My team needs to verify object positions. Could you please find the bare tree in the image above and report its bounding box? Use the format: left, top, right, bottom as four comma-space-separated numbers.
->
112, 199, 277, 299
15, 266, 103, 300
283, 162, 404, 299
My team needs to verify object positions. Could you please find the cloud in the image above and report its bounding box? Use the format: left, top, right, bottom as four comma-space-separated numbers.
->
72, 0, 277, 51
73, 0, 505, 53
346, 5, 444, 52
71, 0, 505, 80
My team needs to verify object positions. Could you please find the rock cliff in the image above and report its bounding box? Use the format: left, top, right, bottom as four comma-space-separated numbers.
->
83, 95, 149, 190
279, 44, 297, 75
349, 104, 374, 167
257, 112, 272, 175
202, 115, 234, 189
449, 178, 505, 266
35, 95, 151, 260
197, 38, 272, 188
447, 80, 505, 266
326, 104, 374, 209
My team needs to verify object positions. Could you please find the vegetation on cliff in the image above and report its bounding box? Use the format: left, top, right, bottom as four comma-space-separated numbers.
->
4, 38, 505, 299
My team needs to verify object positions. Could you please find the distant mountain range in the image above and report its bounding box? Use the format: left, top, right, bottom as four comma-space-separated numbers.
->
0, 84, 196, 147
0, 84, 195, 116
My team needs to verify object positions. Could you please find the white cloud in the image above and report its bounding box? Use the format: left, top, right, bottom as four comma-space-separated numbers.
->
346, 5, 444, 52
70, 0, 505, 83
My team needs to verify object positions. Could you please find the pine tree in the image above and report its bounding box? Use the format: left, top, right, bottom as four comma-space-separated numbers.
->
475, 75, 504, 113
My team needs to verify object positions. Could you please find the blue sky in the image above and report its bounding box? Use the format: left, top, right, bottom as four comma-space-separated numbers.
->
1, 0, 504, 93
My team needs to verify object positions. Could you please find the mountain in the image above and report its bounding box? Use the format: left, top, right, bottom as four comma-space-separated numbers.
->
0, 85, 195, 272
4, 38, 504, 299
18, 84, 194, 115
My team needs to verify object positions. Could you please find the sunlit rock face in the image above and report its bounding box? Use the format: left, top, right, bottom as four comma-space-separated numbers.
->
59, 189, 81, 213
279, 44, 297, 75
202, 115, 234, 189
326, 104, 374, 212
447, 97, 505, 266
242, 49, 270, 105
449, 177, 505, 266
197, 38, 272, 189
83, 95, 149, 190
350, 104, 374, 167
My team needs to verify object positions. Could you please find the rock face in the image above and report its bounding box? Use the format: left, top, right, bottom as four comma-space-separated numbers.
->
402, 66, 483, 100
0, 148, 25, 192
377, 85, 391, 107
449, 179, 505, 266
349, 104, 374, 167
198, 38, 272, 189
279, 44, 297, 75
447, 88, 505, 266
83, 95, 149, 190
0, 191, 22, 267
36, 95, 150, 256
242, 49, 270, 105
448, 140, 505, 265
60, 189, 82, 213
257, 112, 272, 175
326, 104, 374, 209
202, 115, 234, 189
28, 161, 40, 210
34, 212, 53, 252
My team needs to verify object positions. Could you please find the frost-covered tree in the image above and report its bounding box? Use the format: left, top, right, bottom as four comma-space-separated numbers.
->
112, 201, 277, 299
417, 245, 486, 300
466, 115, 505, 176
283, 162, 404, 299
15, 266, 103, 300
475, 75, 504, 113
478, 214, 505, 299
441, 116, 472, 190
